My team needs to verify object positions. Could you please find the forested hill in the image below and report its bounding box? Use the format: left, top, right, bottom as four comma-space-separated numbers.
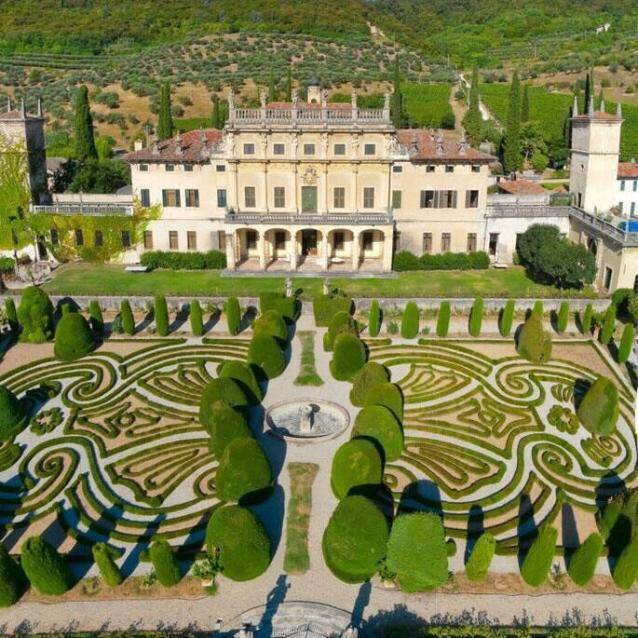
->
2, 0, 638, 67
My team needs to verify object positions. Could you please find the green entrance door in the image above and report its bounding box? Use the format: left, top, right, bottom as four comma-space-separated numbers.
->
301, 186, 318, 213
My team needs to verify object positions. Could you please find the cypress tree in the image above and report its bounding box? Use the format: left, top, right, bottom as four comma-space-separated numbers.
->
88, 300, 104, 335
211, 95, 221, 129
390, 58, 406, 129
120, 299, 135, 336
556, 301, 569, 334
285, 66, 293, 102
368, 300, 381, 337
499, 299, 515, 337
581, 303, 593, 334
73, 85, 97, 160
190, 299, 204, 336
268, 75, 277, 102
436, 301, 451, 337
463, 66, 482, 142
503, 70, 522, 174
584, 68, 594, 111
154, 294, 169, 336
599, 305, 616, 345
617, 323, 635, 364
521, 83, 530, 122
4, 298, 18, 334
157, 83, 174, 141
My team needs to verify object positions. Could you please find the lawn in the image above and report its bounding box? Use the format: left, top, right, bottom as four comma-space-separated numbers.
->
294, 331, 323, 386
43, 263, 599, 299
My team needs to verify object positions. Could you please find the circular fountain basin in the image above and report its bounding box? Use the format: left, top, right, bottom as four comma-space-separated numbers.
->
265, 399, 350, 441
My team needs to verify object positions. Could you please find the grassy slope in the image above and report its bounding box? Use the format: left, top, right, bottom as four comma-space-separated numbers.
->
403, 83, 453, 127
43, 263, 598, 299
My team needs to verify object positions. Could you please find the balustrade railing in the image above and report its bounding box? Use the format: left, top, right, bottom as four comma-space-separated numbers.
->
31, 203, 134, 216
231, 106, 390, 125
225, 210, 393, 225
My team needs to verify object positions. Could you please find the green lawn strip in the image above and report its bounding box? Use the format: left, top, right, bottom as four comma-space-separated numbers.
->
43, 263, 598, 299
294, 331, 323, 386
284, 462, 319, 574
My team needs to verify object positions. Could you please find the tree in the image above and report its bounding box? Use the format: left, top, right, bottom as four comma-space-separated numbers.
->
368, 300, 381, 337
17, 286, 54, 343
149, 539, 181, 587
21, 536, 74, 595
556, 301, 569, 334
520, 525, 557, 587
469, 297, 483, 337
0, 384, 27, 441
577, 376, 619, 436
225, 297, 241, 335
617, 323, 635, 364
154, 294, 169, 336
5, 297, 18, 334
401, 302, 419, 338
390, 58, 406, 128
285, 65, 293, 102
568, 533, 603, 586
463, 66, 482, 142
92, 543, 123, 587
502, 70, 522, 174
499, 299, 515, 337
599, 305, 616, 345
521, 83, 530, 122
211, 95, 222, 129
436, 301, 451, 337
465, 532, 496, 581
120, 299, 135, 335
581, 303, 593, 334
73, 85, 97, 160
0, 543, 26, 606
157, 83, 174, 141
517, 314, 552, 364
54, 313, 95, 362
190, 299, 203, 336
584, 68, 594, 112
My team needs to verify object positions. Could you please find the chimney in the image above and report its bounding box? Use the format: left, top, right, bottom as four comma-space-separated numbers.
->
458, 131, 468, 155
435, 134, 445, 156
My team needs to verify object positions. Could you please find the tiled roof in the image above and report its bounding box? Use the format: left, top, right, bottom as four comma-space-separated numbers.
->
497, 179, 547, 195
618, 162, 638, 178
123, 129, 224, 163
396, 129, 496, 163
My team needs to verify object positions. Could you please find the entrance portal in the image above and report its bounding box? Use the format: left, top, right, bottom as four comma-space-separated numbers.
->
301, 229, 318, 256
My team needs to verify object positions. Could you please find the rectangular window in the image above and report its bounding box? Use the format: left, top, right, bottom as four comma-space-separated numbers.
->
333, 231, 345, 252
364, 143, 376, 156
162, 189, 180, 207
139, 164, 149, 172
187, 231, 197, 250
363, 187, 375, 209
75, 229, 84, 246
634, 180, 638, 192
604, 266, 613, 291
169, 231, 178, 250
273, 143, 285, 155
185, 189, 200, 207
274, 186, 286, 208
140, 188, 150, 207
422, 233, 432, 254
94, 230, 103, 247
244, 186, 256, 208
620, 180, 626, 191
465, 190, 479, 208
216, 164, 226, 172
392, 165, 403, 173
165, 164, 174, 172
303, 143, 315, 156
420, 190, 435, 208
392, 190, 402, 209
441, 233, 451, 252
217, 189, 227, 208
334, 144, 346, 156
467, 233, 477, 252
439, 190, 457, 208
426, 165, 436, 173
121, 230, 131, 248
243, 143, 255, 155
489, 233, 499, 256
333, 187, 345, 209
445, 165, 454, 173
471, 165, 481, 173
51, 228, 59, 246
184, 164, 193, 172
143, 231, 153, 250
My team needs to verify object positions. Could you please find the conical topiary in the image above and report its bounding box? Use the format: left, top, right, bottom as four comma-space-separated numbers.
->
0, 385, 27, 441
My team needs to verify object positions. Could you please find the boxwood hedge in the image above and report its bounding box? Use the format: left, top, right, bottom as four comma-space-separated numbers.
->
324, 311, 357, 352
217, 360, 263, 405
322, 495, 389, 583
567, 532, 603, 586
313, 294, 353, 327
520, 525, 557, 587
207, 406, 252, 458
465, 532, 496, 582
248, 334, 286, 379
0, 385, 27, 442
577, 376, 619, 436
330, 333, 366, 381
215, 437, 272, 503
352, 405, 404, 462
330, 438, 383, 500
363, 382, 403, 421
21, 536, 74, 595
252, 310, 288, 343
149, 539, 181, 587
0, 543, 26, 606
556, 301, 569, 334
5, 297, 18, 334
350, 362, 390, 407
259, 292, 299, 322
618, 323, 635, 364
386, 512, 448, 592
206, 505, 271, 581
199, 378, 248, 429
120, 299, 135, 335
54, 313, 96, 362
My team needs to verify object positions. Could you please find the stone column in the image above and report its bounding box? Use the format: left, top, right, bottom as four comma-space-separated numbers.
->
321, 232, 329, 271
352, 232, 360, 271
225, 232, 236, 270
258, 232, 267, 270
382, 229, 394, 272
289, 231, 298, 271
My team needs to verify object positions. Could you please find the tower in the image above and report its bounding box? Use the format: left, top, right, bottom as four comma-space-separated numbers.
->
569, 97, 623, 214
0, 98, 49, 204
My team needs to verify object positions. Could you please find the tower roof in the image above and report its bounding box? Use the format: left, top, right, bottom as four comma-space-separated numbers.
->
308, 75, 321, 87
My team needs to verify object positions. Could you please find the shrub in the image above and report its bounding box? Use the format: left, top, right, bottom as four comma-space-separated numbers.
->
190, 299, 203, 336
368, 300, 381, 337
581, 303, 593, 333
322, 495, 389, 583
259, 292, 298, 322
520, 525, 557, 587
253, 310, 288, 344
17, 286, 54, 343
401, 302, 419, 338
206, 406, 252, 457
199, 377, 248, 428
0, 385, 27, 441
215, 437, 272, 502
330, 333, 366, 381
140, 250, 226, 270
499, 299, 515, 337
248, 334, 286, 379
21, 536, 74, 595
577, 376, 619, 436
556, 301, 569, 334
352, 405, 404, 462
88, 300, 104, 334
436, 301, 451, 337
313, 294, 353, 327
469, 297, 483, 337
206, 505, 270, 581
465, 532, 496, 581
225, 297, 241, 336
149, 539, 181, 587
394, 250, 490, 271
54, 313, 95, 362
330, 438, 383, 499
618, 323, 635, 364
532, 300, 544, 318
5, 298, 18, 334
386, 512, 448, 592
363, 382, 403, 421
324, 311, 357, 351
120, 299, 135, 335
517, 315, 552, 364
217, 360, 262, 404
612, 534, 638, 590
0, 543, 26, 606
154, 294, 169, 336
350, 362, 390, 406
599, 305, 616, 345
567, 533, 603, 586
393, 250, 420, 271
92, 542, 123, 587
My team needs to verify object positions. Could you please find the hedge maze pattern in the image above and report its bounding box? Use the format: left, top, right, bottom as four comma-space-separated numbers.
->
368, 339, 637, 553
0, 338, 251, 559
